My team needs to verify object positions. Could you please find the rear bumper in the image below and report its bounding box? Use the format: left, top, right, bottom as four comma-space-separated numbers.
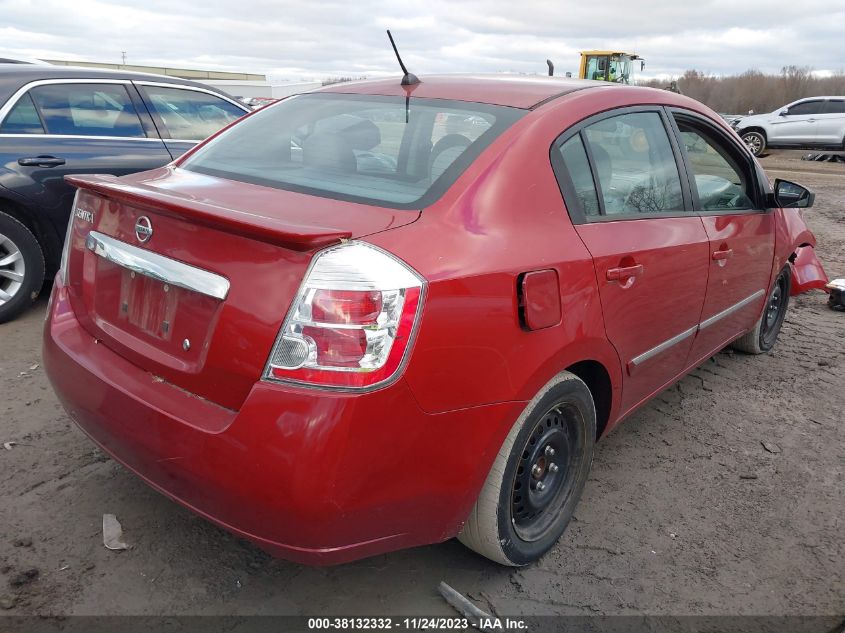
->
790, 245, 828, 296
43, 280, 525, 565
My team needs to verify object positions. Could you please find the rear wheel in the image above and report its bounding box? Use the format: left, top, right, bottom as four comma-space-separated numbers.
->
0, 211, 45, 324
741, 131, 766, 157
458, 372, 596, 565
732, 266, 791, 354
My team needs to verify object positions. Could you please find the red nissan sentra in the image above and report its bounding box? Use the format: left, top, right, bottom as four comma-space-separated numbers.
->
43, 75, 827, 566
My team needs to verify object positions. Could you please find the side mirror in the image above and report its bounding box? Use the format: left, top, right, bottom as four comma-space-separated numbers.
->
773, 179, 814, 208
778, 109, 788, 117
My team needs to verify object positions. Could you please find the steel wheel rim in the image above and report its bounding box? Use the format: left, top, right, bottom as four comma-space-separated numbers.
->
743, 134, 762, 155
510, 402, 584, 542
0, 232, 25, 306
761, 273, 787, 347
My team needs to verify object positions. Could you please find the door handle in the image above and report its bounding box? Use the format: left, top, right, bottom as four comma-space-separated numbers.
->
807, 118, 816, 123
18, 156, 66, 167
606, 264, 644, 282
712, 249, 734, 261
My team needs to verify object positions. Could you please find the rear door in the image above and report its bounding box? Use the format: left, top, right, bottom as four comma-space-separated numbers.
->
768, 100, 823, 144
669, 110, 775, 364
817, 99, 845, 145
134, 82, 248, 159
0, 79, 171, 238
552, 107, 710, 414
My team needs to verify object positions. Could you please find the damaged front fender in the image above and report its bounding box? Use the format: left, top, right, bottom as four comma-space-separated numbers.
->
790, 245, 828, 295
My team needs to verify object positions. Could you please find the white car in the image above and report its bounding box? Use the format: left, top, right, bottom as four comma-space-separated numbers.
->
735, 96, 845, 156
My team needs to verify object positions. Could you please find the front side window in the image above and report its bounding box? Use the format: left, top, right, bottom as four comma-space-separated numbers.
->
582, 112, 684, 215
27, 83, 146, 137
676, 120, 755, 211
182, 93, 522, 209
0, 93, 44, 134
787, 101, 823, 116
141, 85, 245, 140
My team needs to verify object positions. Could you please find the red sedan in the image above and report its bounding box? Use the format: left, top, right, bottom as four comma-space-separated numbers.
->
43, 75, 827, 566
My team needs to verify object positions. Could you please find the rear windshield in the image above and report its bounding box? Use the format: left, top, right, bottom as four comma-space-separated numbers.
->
181, 92, 524, 209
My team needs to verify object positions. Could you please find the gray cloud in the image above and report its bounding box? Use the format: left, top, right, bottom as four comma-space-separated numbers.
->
1, 0, 843, 79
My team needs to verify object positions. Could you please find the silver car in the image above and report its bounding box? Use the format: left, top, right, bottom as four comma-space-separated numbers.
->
735, 96, 845, 156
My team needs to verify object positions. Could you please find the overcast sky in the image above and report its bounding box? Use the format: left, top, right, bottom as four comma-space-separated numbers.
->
1, 0, 843, 80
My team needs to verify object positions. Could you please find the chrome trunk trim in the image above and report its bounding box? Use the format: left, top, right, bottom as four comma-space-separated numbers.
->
86, 231, 229, 300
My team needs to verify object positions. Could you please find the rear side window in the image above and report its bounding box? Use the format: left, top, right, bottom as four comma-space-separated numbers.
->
140, 85, 244, 140
28, 83, 146, 137
557, 135, 600, 216
582, 112, 684, 215
825, 100, 845, 114
182, 93, 523, 209
0, 93, 44, 134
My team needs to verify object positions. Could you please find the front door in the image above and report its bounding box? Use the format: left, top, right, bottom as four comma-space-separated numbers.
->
671, 112, 775, 363
767, 99, 823, 144
552, 108, 710, 414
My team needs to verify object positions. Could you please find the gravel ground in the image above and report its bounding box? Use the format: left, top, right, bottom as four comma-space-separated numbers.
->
0, 151, 842, 620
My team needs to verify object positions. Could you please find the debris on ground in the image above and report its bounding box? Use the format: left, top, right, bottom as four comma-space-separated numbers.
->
762, 441, 782, 454
0, 594, 17, 610
438, 581, 496, 632
102, 514, 129, 551
9, 569, 39, 588
13, 537, 32, 548
740, 473, 759, 480
3, 442, 16, 451
827, 279, 845, 312
802, 153, 845, 163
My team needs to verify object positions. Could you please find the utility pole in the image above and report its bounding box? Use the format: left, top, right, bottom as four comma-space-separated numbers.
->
121, 51, 126, 66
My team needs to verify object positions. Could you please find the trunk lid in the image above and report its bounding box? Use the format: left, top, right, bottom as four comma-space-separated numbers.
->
64, 167, 419, 410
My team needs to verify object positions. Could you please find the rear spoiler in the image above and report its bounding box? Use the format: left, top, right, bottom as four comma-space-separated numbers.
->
65, 174, 352, 252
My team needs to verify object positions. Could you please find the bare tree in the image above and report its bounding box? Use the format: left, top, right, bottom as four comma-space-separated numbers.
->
639, 68, 845, 113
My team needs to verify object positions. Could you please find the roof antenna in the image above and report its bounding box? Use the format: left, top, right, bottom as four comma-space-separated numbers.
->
387, 30, 420, 86
547, 59, 554, 76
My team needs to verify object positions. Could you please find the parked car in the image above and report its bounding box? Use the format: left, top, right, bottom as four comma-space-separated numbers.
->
44, 75, 827, 566
735, 96, 845, 156
0, 65, 249, 322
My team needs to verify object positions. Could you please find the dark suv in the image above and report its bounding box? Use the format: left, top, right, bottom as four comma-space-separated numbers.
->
0, 65, 249, 321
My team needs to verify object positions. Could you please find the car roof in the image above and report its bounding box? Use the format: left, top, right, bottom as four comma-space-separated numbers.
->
0, 64, 231, 101
315, 74, 609, 109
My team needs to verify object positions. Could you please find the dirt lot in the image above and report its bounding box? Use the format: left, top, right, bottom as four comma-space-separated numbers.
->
1, 151, 842, 620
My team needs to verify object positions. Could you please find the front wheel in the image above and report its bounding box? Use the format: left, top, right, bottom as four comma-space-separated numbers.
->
732, 266, 791, 354
0, 211, 45, 324
458, 372, 596, 566
741, 131, 766, 157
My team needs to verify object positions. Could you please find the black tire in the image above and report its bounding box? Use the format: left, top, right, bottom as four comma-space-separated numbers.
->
732, 266, 791, 354
0, 211, 45, 324
741, 130, 766, 157
458, 372, 596, 565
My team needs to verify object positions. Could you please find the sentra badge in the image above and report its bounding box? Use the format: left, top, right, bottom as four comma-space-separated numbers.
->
74, 207, 95, 223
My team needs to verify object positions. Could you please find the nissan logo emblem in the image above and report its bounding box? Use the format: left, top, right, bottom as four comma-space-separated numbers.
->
135, 216, 153, 243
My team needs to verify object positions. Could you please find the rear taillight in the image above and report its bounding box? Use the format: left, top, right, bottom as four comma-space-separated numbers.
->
59, 190, 80, 285
264, 241, 425, 390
